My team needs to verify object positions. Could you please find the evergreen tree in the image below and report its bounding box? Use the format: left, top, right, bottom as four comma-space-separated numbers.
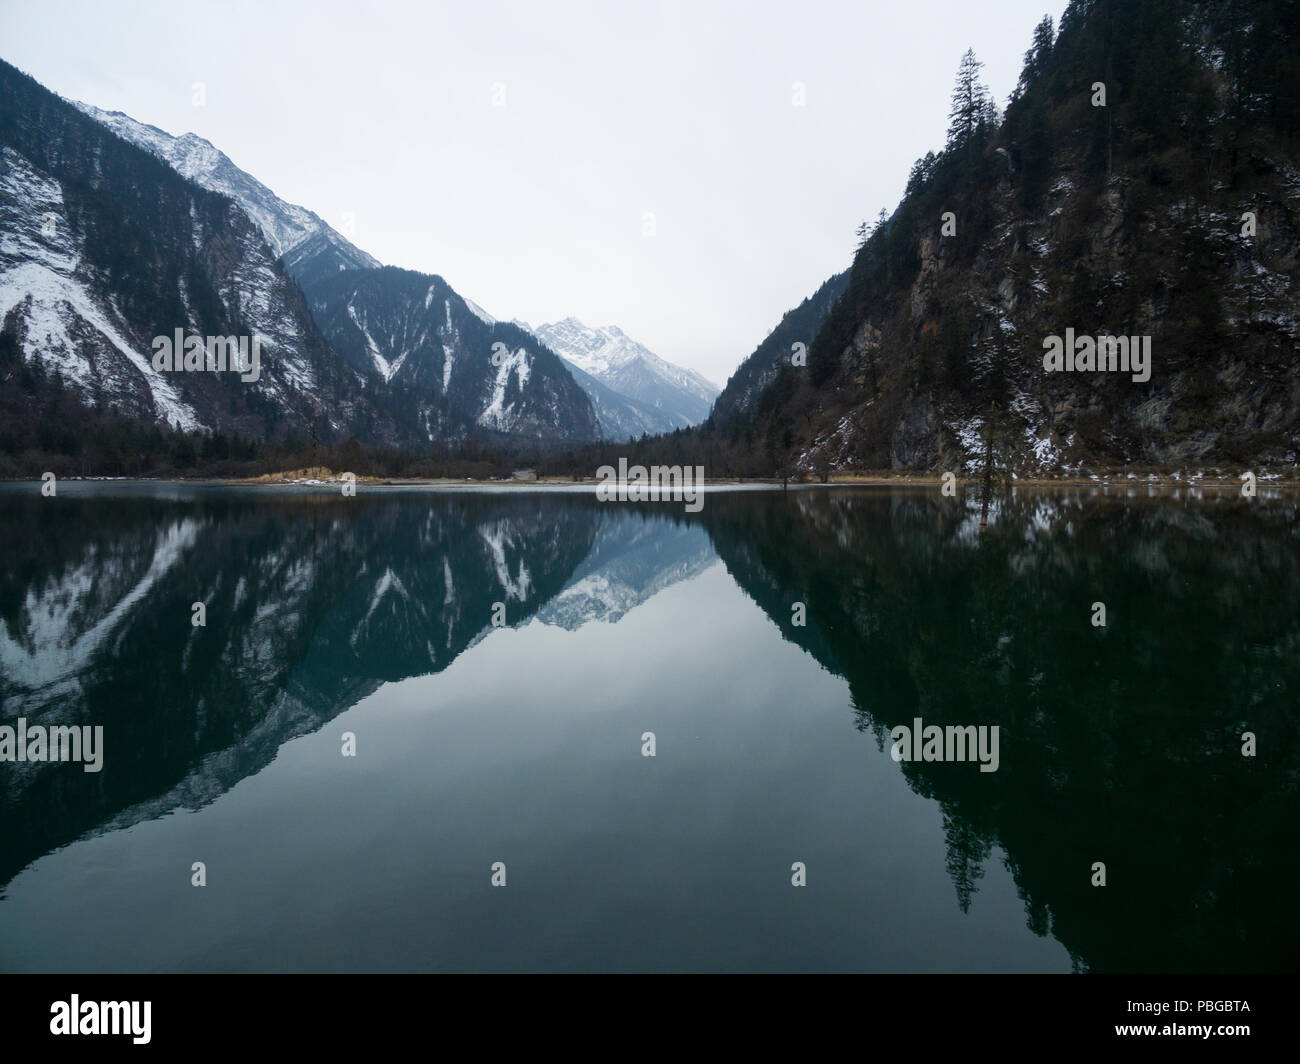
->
946, 49, 994, 155
1017, 15, 1056, 95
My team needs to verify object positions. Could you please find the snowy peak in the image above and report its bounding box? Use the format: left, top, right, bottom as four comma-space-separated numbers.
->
529, 317, 718, 430
0, 60, 413, 445
73, 101, 380, 273
462, 297, 497, 325
533, 317, 636, 375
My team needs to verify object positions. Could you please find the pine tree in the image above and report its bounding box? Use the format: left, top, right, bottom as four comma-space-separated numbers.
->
1017, 16, 1056, 95
946, 49, 993, 156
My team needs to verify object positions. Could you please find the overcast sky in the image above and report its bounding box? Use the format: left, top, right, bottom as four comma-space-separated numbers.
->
2, 0, 1068, 387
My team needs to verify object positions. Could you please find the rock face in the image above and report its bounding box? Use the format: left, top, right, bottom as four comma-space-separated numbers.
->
0, 60, 401, 445
2, 73, 601, 447
73, 101, 382, 290
731, 1, 1300, 474
303, 267, 600, 442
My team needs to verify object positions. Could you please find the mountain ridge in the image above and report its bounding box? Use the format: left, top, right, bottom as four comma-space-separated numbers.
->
530, 316, 718, 431
72, 101, 381, 286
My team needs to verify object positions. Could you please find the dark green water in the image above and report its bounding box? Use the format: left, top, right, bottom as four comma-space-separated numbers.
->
0, 483, 1296, 973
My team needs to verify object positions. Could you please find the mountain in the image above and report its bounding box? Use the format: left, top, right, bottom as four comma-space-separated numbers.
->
74, 100, 603, 446
1, 72, 602, 451
0, 59, 404, 446
710, 270, 849, 425
302, 266, 600, 441
74, 103, 381, 289
552, 355, 679, 442
724, 0, 1300, 475
529, 317, 719, 431
475, 305, 675, 440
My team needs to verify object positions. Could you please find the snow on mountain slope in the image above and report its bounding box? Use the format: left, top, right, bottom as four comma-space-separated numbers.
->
304, 267, 600, 441
70, 101, 608, 444
556, 355, 674, 441
0, 145, 203, 429
529, 317, 719, 430
462, 297, 497, 325
74, 102, 380, 275
0, 60, 412, 445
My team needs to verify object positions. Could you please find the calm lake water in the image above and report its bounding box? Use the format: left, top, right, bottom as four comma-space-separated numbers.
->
0, 482, 1296, 973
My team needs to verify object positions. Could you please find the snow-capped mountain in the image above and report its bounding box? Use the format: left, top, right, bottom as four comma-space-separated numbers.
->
66, 96, 601, 443
303, 267, 600, 441
0, 60, 405, 444
552, 355, 678, 442
74, 102, 380, 287
0, 64, 603, 447
529, 317, 719, 431
464, 309, 703, 439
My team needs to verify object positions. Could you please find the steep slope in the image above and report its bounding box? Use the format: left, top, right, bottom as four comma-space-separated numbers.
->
530, 317, 718, 429
555, 355, 677, 441
303, 266, 600, 442
460, 301, 666, 439
74, 100, 606, 447
0, 59, 402, 445
710, 270, 849, 425
75, 102, 381, 288
747, 0, 1300, 474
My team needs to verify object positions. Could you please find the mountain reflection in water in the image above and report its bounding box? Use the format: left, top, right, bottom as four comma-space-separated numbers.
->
0, 484, 1296, 973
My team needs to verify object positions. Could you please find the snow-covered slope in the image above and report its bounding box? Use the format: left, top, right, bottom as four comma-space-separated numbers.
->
0, 60, 407, 444
68, 102, 605, 444
554, 355, 678, 442
74, 102, 381, 285
0, 146, 202, 430
304, 267, 600, 441
529, 317, 719, 430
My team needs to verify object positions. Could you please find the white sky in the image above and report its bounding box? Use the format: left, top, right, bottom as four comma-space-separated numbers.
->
1, 0, 1068, 387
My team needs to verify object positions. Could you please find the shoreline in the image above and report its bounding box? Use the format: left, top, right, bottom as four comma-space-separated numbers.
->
19, 470, 1299, 489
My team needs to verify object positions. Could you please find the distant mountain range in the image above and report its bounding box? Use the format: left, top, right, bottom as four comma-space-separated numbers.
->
0, 78, 716, 450
454, 301, 720, 440
528, 317, 718, 433
302, 267, 598, 441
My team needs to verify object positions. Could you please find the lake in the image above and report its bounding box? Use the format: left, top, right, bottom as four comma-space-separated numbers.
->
0, 482, 1296, 972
